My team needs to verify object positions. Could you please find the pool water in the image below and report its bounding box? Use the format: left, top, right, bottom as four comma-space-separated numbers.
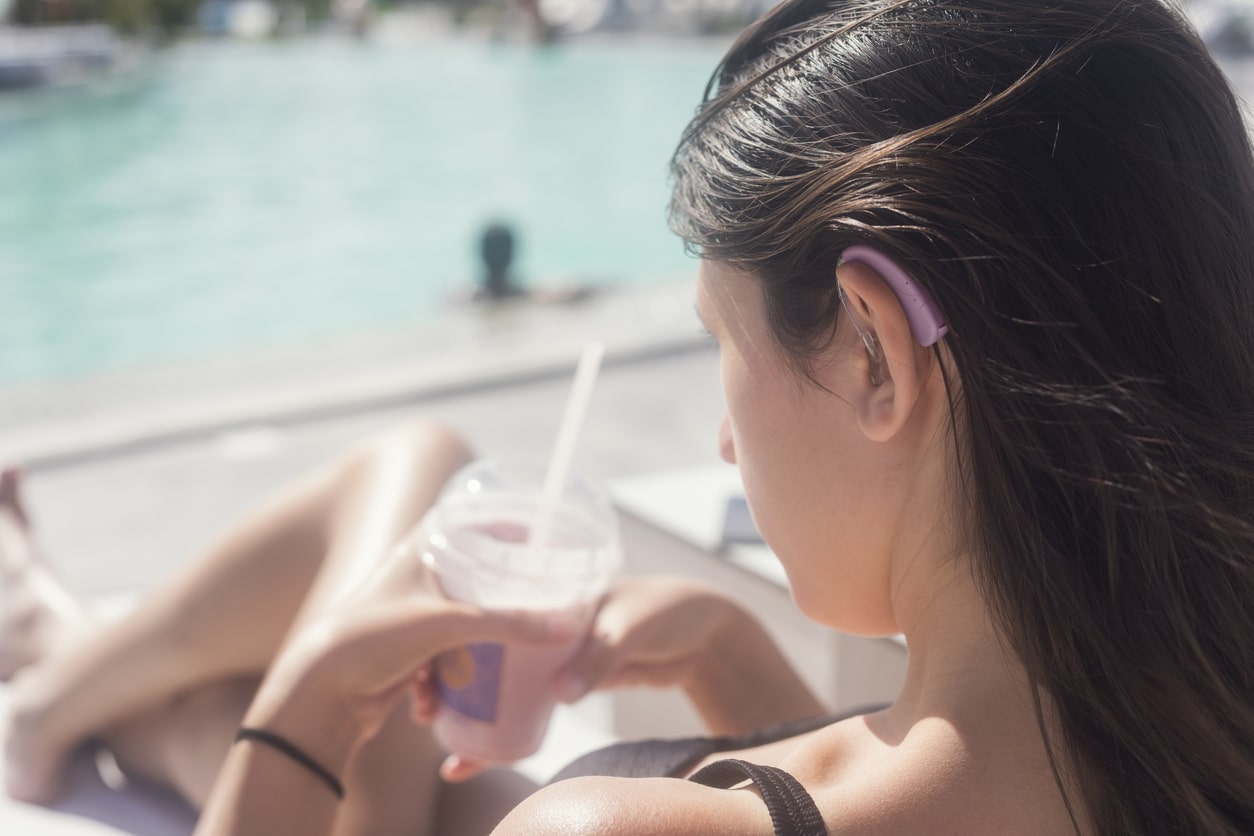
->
0, 34, 726, 384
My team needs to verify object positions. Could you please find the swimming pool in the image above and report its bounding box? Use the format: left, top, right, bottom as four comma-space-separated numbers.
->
0, 32, 727, 384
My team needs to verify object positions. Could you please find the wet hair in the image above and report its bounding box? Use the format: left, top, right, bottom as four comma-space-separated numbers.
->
669, 1, 1254, 833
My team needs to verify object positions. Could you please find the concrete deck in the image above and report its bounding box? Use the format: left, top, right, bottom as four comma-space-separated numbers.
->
0, 276, 737, 834
3, 278, 726, 597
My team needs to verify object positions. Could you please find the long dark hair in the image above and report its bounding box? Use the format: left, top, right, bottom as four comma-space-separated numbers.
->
669, 1, 1254, 832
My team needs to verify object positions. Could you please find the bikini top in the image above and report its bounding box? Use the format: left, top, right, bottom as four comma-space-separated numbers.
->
549, 706, 886, 836
687, 758, 826, 836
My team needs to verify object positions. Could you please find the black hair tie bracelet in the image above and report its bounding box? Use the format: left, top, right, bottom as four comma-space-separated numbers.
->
234, 727, 345, 800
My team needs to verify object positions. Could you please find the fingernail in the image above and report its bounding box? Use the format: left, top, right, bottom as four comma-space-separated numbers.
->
438, 757, 460, 782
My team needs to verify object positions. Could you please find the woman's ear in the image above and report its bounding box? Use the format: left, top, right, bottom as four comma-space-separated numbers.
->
835, 260, 931, 443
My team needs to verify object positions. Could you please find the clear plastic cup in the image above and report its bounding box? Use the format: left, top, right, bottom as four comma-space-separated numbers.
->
416, 458, 621, 764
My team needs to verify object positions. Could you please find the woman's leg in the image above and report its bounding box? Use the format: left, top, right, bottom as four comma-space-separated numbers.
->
101, 670, 510, 835
101, 675, 262, 808
285, 420, 480, 836
3, 421, 474, 831
3, 453, 338, 803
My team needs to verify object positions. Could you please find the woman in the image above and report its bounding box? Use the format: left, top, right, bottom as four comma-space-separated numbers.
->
5, 0, 1253, 832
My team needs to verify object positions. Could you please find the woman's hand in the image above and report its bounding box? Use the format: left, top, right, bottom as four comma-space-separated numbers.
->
199, 542, 573, 835
238, 542, 571, 780
551, 576, 741, 703
418, 577, 742, 784
550, 575, 826, 737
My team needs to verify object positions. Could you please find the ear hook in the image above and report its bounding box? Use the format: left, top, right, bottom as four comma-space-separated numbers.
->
838, 245, 949, 347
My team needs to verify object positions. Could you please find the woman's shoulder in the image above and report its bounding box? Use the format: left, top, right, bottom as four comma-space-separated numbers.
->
491, 774, 776, 835
490, 768, 965, 836
490, 757, 939, 836
493, 714, 1073, 836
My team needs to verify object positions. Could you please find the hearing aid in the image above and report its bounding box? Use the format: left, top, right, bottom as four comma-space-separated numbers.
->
838, 245, 949, 347
837, 284, 886, 386
837, 245, 949, 386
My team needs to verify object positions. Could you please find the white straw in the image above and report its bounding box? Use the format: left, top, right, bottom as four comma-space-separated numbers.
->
530, 342, 605, 547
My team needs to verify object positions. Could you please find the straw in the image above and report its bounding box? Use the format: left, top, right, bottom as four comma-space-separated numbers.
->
530, 342, 605, 547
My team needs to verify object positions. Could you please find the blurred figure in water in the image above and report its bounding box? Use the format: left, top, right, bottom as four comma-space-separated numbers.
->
475, 222, 526, 301
467, 220, 597, 305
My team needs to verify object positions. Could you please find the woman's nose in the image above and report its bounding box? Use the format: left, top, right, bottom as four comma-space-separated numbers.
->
718, 413, 736, 464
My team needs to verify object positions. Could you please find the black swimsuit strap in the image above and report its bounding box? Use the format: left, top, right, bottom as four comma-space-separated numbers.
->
688, 758, 827, 836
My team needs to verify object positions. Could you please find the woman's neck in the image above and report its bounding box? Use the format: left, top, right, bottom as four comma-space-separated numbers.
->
878, 554, 1036, 742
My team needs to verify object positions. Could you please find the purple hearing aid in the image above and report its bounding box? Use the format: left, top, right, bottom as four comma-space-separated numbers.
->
839, 245, 949, 346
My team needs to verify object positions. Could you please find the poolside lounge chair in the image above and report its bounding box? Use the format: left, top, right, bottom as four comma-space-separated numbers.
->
0, 464, 906, 834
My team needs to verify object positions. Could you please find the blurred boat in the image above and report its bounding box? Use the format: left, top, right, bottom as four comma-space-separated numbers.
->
0, 24, 133, 92
538, 0, 774, 35
197, 0, 317, 38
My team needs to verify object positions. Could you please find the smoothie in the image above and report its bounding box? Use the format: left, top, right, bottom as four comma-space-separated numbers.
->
433, 635, 583, 762
417, 459, 620, 764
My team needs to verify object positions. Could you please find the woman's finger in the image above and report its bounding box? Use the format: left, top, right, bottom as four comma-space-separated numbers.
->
399, 600, 580, 656
336, 599, 579, 692
553, 629, 625, 703
439, 754, 489, 783
297, 600, 579, 727
601, 659, 695, 691
409, 671, 438, 724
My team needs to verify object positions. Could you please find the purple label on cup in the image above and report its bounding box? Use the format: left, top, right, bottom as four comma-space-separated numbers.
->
436, 642, 503, 723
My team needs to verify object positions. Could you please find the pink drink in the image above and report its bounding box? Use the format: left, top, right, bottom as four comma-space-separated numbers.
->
432, 634, 583, 762
418, 460, 620, 764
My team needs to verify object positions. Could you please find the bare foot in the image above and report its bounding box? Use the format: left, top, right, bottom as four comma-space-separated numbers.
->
4, 671, 76, 804
0, 468, 84, 681
0, 468, 85, 803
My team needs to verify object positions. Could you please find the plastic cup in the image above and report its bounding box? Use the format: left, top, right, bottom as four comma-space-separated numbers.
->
416, 458, 621, 764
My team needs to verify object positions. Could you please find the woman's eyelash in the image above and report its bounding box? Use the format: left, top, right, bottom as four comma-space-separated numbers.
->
698, 326, 718, 343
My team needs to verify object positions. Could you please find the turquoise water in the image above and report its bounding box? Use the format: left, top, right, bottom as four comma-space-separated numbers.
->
0, 34, 726, 384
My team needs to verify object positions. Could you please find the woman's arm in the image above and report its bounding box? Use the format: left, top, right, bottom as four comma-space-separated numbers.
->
193, 546, 569, 834
492, 774, 778, 836
556, 577, 825, 736
682, 595, 825, 734
195, 658, 358, 836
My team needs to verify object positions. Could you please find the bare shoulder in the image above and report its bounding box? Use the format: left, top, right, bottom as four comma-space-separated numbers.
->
796, 714, 1076, 835
491, 774, 772, 836
492, 715, 1074, 836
